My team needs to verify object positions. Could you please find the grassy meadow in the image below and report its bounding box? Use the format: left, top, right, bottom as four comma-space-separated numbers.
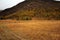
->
0, 20, 60, 40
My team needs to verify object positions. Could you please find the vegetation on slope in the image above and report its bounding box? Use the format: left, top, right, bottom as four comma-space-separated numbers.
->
0, 0, 60, 20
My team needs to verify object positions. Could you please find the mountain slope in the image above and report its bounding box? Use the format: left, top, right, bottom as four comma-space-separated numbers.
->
0, 0, 60, 20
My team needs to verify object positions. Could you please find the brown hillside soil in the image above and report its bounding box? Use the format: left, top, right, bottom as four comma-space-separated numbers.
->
0, 20, 60, 40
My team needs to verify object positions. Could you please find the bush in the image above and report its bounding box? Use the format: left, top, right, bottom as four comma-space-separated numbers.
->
21, 16, 32, 20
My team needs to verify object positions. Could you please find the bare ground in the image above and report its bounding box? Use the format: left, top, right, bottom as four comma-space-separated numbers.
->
0, 20, 60, 40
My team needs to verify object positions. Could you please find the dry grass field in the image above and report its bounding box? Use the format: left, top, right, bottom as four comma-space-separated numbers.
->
0, 20, 60, 40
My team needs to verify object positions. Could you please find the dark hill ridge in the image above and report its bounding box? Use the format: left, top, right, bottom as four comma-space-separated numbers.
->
0, 0, 60, 20
0, 10, 2, 12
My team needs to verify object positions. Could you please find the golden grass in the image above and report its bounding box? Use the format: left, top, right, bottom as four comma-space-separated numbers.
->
0, 20, 60, 40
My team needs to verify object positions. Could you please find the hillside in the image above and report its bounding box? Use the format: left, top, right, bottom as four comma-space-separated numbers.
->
0, 10, 2, 12
0, 0, 60, 20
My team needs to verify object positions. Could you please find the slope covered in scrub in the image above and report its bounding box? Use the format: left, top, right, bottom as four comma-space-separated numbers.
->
0, 0, 60, 20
